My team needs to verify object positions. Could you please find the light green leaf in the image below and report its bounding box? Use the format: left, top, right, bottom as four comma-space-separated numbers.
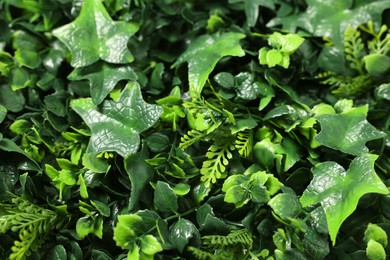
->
68, 61, 137, 105
363, 53, 390, 78
314, 105, 386, 156
52, 0, 139, 67
364, 223, 388, 247
71, 82, 163, 157
114, 214, 142, 249
154, 181, 178, 212
172, 32, 245, 96
172, 183, 191, 196
300, 154, 389, 245
366, 240, 386, 260
140, 235, 163, 256
76, 216, 94, 239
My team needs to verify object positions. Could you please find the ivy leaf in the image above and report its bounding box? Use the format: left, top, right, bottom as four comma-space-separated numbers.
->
52, 0, 139, 67
314, 105, 386, 156
300, 154, 389, 245
70, 82, 162, 157
268, 0, 390, 47
169, 219, 200, 253
172, 32, 245, 96
68, 61, 138, 105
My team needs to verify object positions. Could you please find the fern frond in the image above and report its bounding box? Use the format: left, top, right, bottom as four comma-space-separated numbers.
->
0, 196, 60, 259
319, 73, 372, 96
235, 130, 253, 158
180, 129, 207, 149
188, 246, 226, 260
202, 229, 253, 250
200, 139, 235, 186
359, 22, 390, 55
344, 25, 365, 74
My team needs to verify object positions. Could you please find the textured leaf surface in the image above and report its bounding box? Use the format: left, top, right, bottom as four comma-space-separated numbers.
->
268, 0, 390, 46
314, 105, 386, 156
68, 62, 137, 105
300, 154, 389, 245
53, 0, 139, 67
71, 82, 162, 157
172, 32, 245, 95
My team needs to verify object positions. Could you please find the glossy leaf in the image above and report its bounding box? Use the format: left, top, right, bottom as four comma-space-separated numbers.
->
71, 82, 163, 157
169, 219, 200, 253
314, 105, 386, 156
0, 104, 6, 123
154, 181, 178, 212
140, 235, 163, 256
268, 0, 390, 46
366, 240, 386, 260
300, 154, 389, 245
125, 147, 155, 212
53, 0, 139, 67
68, 62, 138, 105
172, 32, 245, 95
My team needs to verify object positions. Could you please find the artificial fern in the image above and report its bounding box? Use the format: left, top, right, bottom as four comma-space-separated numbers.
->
180, 129, 207, 149
189, 229, 254, 260
234, 130, 253, 158
317, 21, 390, 96
0, 195, 62, 260
203, 229, 253, 250
200, 138, 235, 187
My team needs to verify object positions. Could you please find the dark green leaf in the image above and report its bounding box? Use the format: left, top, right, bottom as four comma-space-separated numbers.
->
154, 181, 178, 212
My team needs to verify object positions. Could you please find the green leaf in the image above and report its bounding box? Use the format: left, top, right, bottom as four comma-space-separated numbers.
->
71, 82, 163, 157
140, 235, 163, 256
124, 147, 155, 212
366, 240, 386, 260
314, 105, 386, 156
172, 183, 191, 196
172, 32, 245, 95
229, 0, 275, 26
52, 0, 139, 67
68, 61, 137, 105
269, 193, 302, 220
364, 223, 388, 247
47, 245, 67, 260
363, 53, 390, 78
0, 104, 6, 123
376, 83, 390, 100
300, 154, 389, 245
169, 219, 200, 253
154, 181, 178, 212
268, 0, 390, 47
76, 216, 94, 239
114, 214, 142, 249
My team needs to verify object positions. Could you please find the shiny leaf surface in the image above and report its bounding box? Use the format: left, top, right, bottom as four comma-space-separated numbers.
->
71, 82, 162, 157
300, 154, 389, 245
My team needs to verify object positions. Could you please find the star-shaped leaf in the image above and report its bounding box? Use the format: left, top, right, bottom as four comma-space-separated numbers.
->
172, 32, 245, 96
70, 82, 163, 157
68, 61, 138, 105
53, 0, 139, 67
314, 105, 386, 156
268, 0, 390, 47
300, 154, 389, 245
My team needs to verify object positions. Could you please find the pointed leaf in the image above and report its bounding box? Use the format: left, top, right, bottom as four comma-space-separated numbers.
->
154, 181, 178, 212
172, 32, 245, 95
314, 105, 386, 156
68, 61, 138, 104
169, 219, 200, 253
300, 154, 389, 245
52, 0, 139, 67
71, 82, 162, 157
